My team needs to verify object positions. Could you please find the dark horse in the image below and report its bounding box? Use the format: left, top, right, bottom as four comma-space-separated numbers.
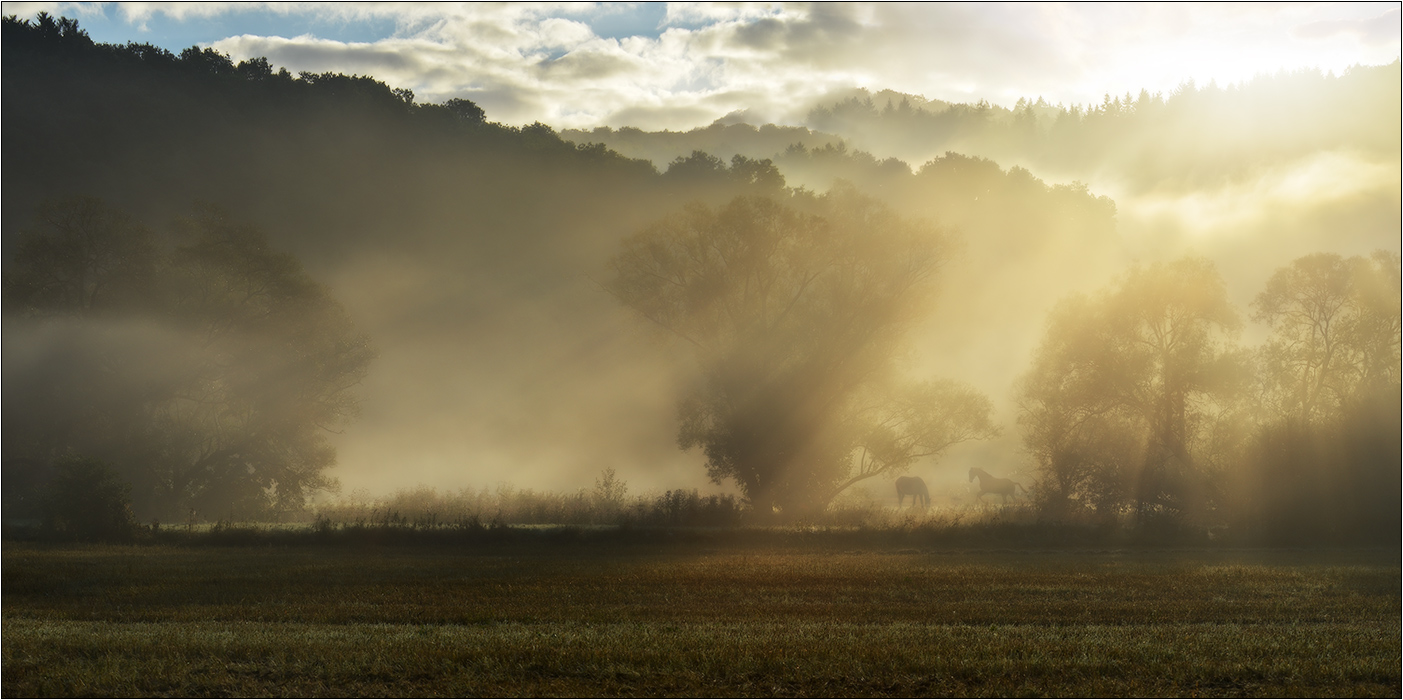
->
895, 476, 930, 508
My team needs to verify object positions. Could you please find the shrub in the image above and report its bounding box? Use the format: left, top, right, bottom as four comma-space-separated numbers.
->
41, 457, 137, 542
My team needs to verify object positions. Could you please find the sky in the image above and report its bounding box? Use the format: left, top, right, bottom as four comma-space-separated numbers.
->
5, 2, 1400, 130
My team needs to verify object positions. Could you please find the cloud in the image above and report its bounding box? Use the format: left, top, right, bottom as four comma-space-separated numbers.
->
535, 41, 642, 81
1295, 7, 1401, 46
22, 2, 1403, 130
1117, 150, 1402, 242
114, 2, 270, 23
2, 1, 106, 18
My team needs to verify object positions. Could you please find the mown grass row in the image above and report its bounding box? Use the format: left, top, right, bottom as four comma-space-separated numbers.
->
6, 619, 1397, 697
4, 543, 1398, 697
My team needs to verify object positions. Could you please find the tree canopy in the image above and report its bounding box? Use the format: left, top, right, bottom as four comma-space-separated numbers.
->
1017, 252, 1399, 541
1253, 251, 1401, 424
607, 192, 996, 515
2, 13, 1394, 542
3, 198, 374, 520
1018, 257, 1245, 520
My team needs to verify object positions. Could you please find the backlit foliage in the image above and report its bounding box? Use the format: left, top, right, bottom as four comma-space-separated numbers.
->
609, 193, 996, 515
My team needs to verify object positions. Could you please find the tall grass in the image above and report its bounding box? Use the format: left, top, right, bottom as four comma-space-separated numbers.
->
312, 483, 746, 529
306, 474, 1047, 532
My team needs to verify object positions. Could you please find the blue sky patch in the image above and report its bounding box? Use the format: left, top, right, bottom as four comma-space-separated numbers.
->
572, 3, 669, 41
68, 5, 401, 51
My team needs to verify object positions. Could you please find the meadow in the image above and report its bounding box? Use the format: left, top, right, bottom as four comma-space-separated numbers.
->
3, 532, 1398, 697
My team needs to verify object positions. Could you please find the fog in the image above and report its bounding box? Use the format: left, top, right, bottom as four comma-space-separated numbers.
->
326, 259, 704, 495
3, 17, 1397, 534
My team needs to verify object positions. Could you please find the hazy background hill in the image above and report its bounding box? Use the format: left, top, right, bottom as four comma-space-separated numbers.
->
566, 65, 1399, 275
570, 67, 1401, 494
3, 16, 1397, 510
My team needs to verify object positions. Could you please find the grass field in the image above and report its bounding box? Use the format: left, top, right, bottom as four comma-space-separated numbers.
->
3, 535, 1398, 697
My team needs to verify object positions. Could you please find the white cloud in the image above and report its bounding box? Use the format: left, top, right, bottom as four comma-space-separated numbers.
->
2, 1, 106, 18
19, 2, 1401, 130
115, 2, 267, 23
1117, 150, 1402, 240
661, 2, 788, 27
1295, 6, 1401, 46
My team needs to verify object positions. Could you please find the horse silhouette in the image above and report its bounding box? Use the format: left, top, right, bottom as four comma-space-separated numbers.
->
968, 467, 1024, 504
895, 476, 930, 508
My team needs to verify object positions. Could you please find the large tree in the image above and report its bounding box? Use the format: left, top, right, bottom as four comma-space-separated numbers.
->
1253, 251, 1401, 424
607, 191, 996, 516
1018, 257, 1245, 520
1240, 250, 1401, 542
3, 198, 374, 520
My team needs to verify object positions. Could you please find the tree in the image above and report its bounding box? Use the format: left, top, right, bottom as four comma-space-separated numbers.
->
444, 97, 485, 123
606, 192, 996, 516
590, 467, 629, 522
1018, 257, 1244, 521
1253, 251, 1402, 423
1017, 296, 1139, 519
5, 197, 157, 314
3, 198, 374, 520
1240, 250, 1400, 542
834, 379, 998, 500
40, 456, 137, 542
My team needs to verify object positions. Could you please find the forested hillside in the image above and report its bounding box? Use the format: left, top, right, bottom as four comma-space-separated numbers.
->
2, 16, 1120, 520
566, 67, 1400, 190
3, 15, 1397, 540
567, 68, 1401, 291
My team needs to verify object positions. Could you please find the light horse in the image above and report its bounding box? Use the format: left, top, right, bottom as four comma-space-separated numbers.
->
895, 476, 930, 509
968, 468, 1025, 504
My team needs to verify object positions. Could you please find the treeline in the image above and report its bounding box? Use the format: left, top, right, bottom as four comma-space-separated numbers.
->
1019, 253, 1400, 543
2, 15, 1397, 546
568, 65, 1401, 193
562, 122, 843, 180
805, 70, 1401, 184
1, 15, 915, 525
0, 14, 661, 252
1, 13, 1119, 278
